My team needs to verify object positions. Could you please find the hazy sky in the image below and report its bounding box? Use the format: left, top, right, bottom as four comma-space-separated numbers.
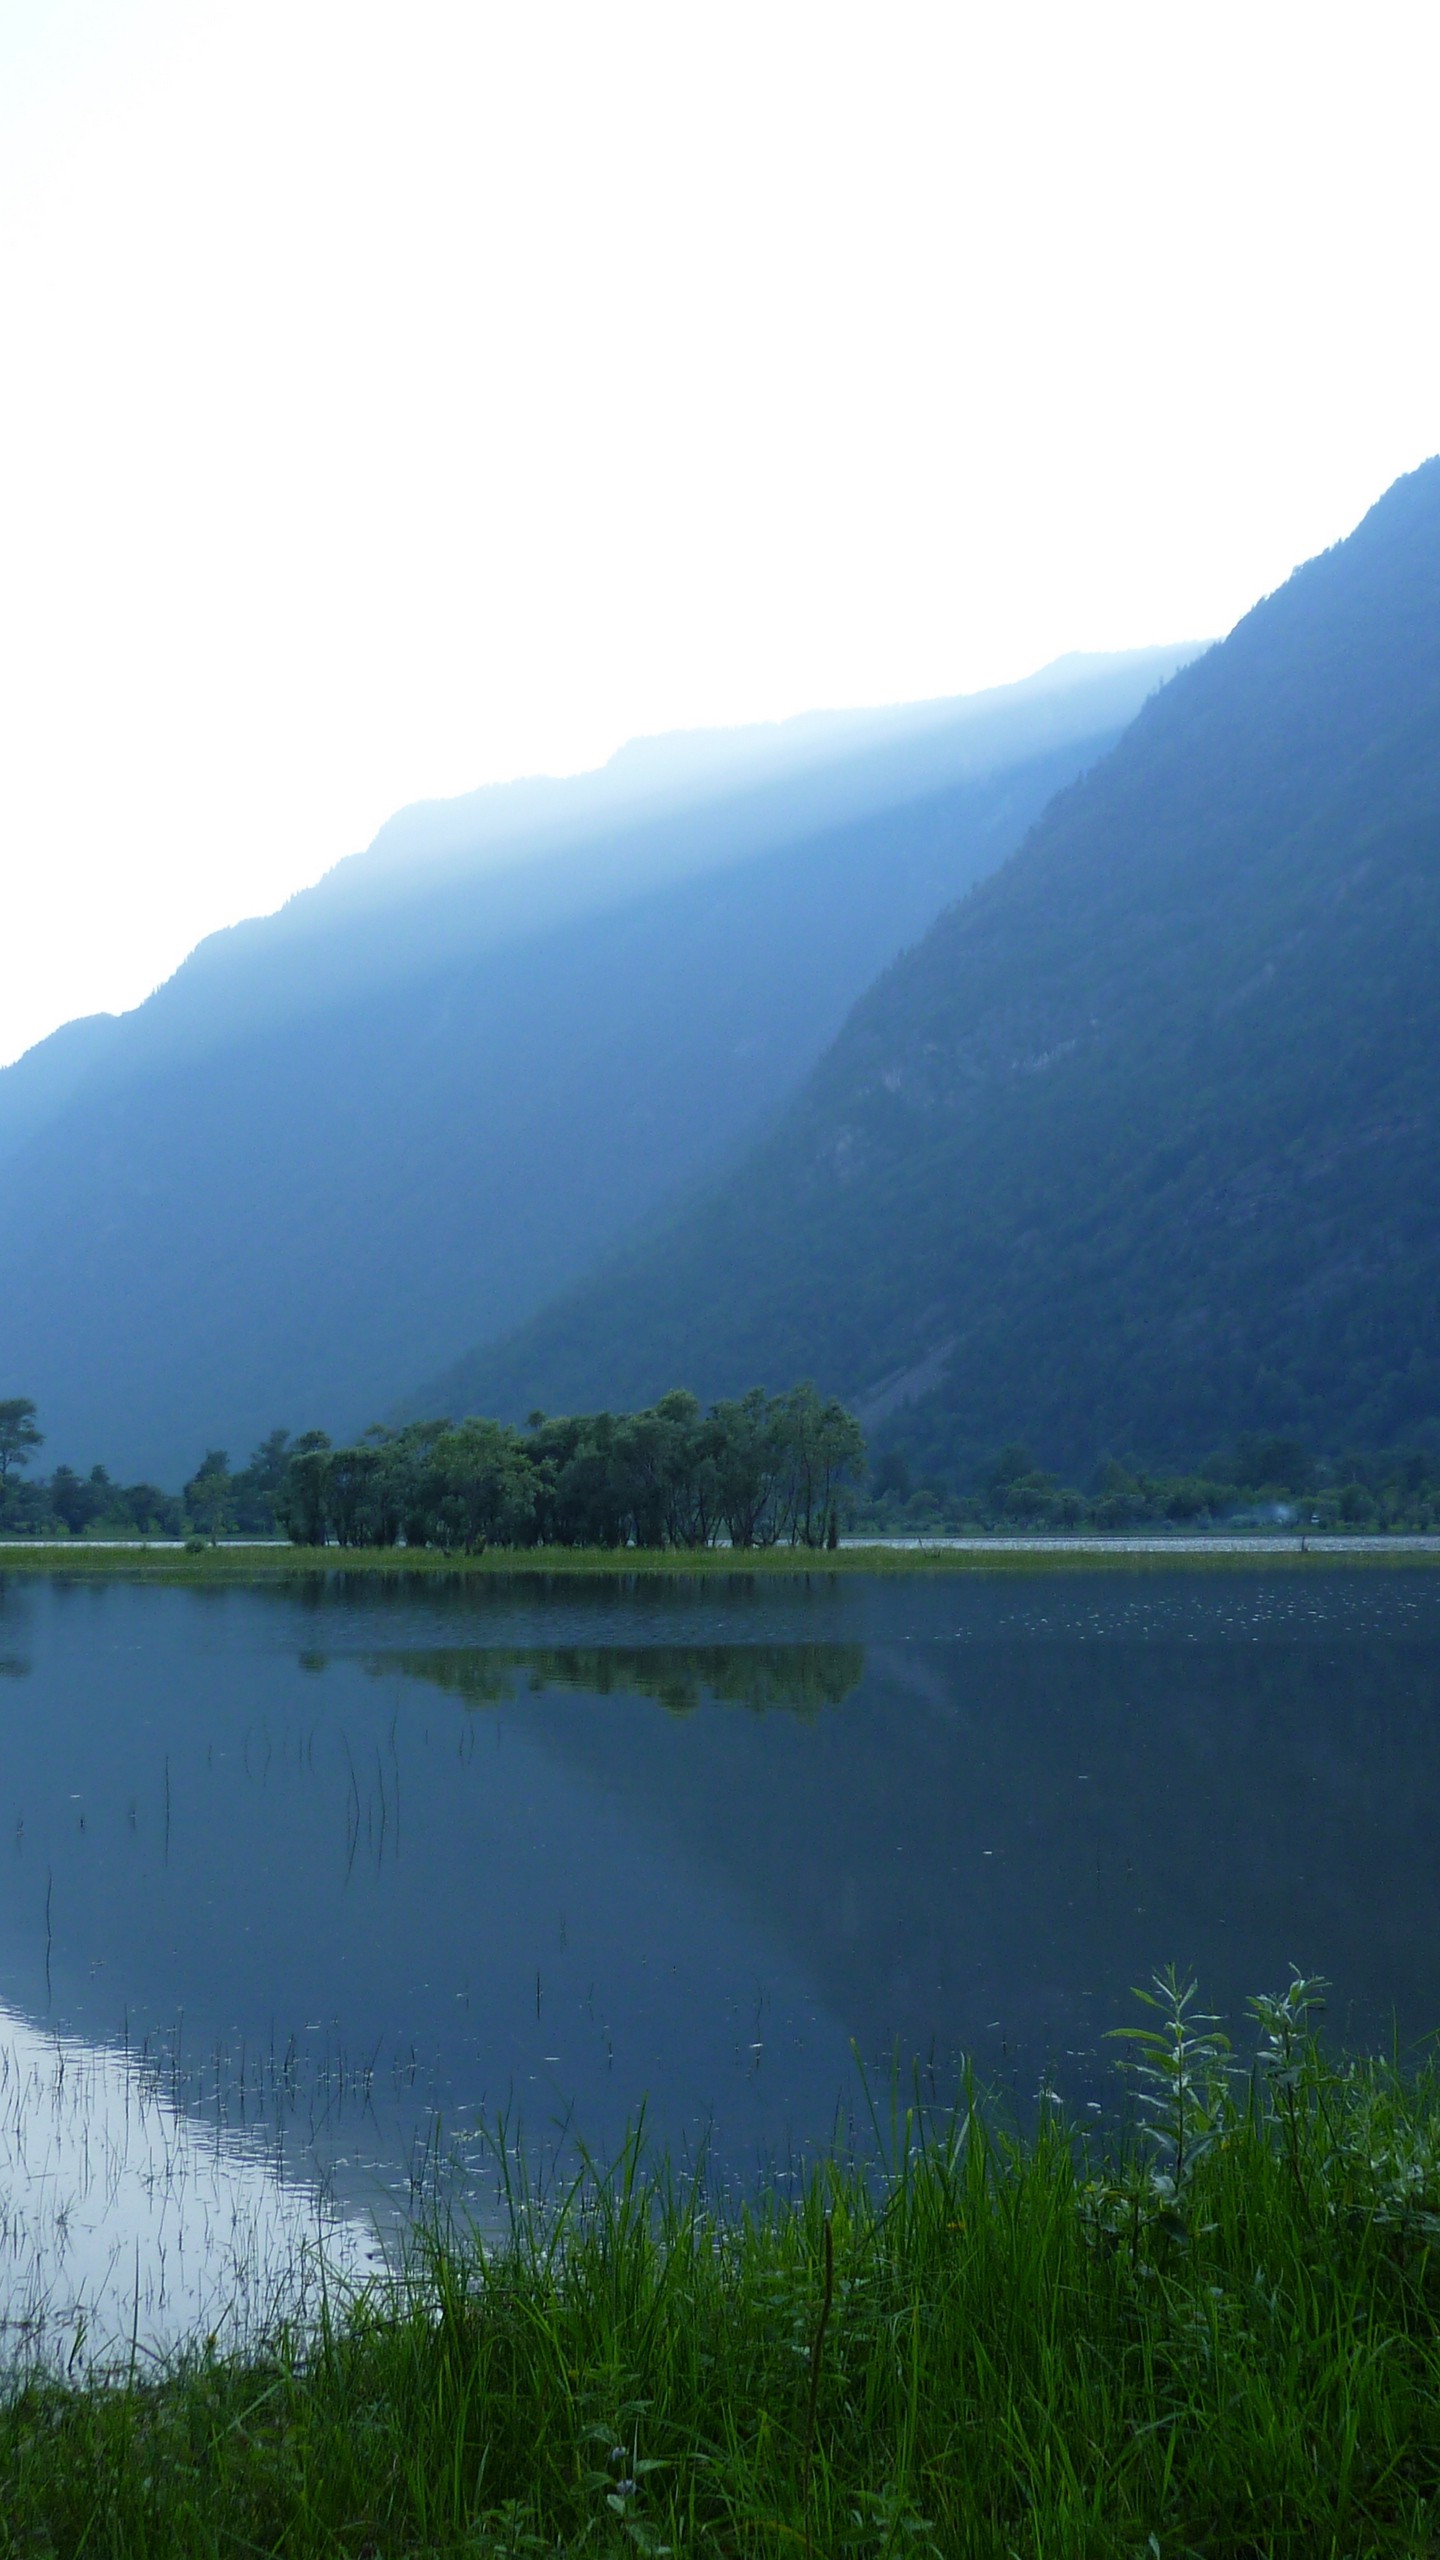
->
3, 1, 1437, 1067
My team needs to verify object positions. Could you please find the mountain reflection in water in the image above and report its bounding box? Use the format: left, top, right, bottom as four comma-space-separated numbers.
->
1, 1567, 1439, 2228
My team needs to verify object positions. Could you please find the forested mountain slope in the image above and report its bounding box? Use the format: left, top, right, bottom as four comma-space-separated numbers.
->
441, 459, 1440, 1476
0, 652, 1182, 1481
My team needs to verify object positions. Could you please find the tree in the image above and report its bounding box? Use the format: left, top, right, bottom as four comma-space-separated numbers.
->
245, 1429, 293, 1494
274, 1432, 333, 1546
712, 1388, 788, 1547
119, 1480, 184, 1537
428, 1419, 538, 1552
772, 1382, 867, 1546
0, 1398, 41, 1487
185, 1450, 237, 1540
48, 1464, 109, 1535
324, 1443, 385, 1546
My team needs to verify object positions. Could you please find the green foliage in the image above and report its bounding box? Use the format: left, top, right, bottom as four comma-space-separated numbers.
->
854, 1431, 1440, 1535
2, 1456, 185, 1541
274, 1383, 867, 1553
7, 1387, 1438, 1549
14, 1987, 1440, 2551
0, 1402, 297, 1540
0, 1394, 41, 1484
182, 1449, 235, 1539
1108, 1966, 1233, 2203
376, 1639, 867, 1718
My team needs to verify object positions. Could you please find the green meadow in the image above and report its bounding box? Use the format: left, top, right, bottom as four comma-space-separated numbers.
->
2, 1535, 1439, 1581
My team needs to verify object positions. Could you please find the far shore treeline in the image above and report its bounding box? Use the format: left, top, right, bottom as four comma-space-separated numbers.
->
0, 1387, 867, 1552
6, 1391, 1440, 1546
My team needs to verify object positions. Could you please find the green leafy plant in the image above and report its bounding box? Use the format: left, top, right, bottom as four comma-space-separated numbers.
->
1249, 1968, 1329, 2194
1110, 1966, 1234, 2205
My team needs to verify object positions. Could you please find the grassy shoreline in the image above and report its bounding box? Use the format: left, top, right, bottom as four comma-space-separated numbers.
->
10, 2006, 1440, 2555
3, 1534, 1440, 1580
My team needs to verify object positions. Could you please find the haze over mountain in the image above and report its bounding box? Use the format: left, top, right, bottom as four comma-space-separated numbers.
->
0, 651, 1188, 1483
439, 460, 1440, 1478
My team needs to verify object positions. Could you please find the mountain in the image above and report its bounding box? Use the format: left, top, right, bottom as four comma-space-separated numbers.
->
0, 651, 1188, 1483
437, 459, 1440, 1477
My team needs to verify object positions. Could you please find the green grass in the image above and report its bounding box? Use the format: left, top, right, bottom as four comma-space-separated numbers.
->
1, 1536, 1439, 1581
12, 1997, 1440, 2555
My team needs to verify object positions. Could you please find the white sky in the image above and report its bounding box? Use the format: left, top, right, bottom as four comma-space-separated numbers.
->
2, 0, 1437, 1068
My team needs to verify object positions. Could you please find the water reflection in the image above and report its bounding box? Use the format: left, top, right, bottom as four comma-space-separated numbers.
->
363, 1641, 865, 1716
1, 1565, 1440, 2290
0, 1998, 372, 2369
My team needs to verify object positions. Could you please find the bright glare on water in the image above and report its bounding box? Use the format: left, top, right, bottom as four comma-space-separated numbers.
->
0, 2001, 375, 2370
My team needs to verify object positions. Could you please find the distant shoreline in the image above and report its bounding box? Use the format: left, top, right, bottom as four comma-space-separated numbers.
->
3, 1534, 1440, 1576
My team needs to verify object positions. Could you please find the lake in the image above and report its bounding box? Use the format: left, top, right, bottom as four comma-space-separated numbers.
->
2, 1562, 1439, 2355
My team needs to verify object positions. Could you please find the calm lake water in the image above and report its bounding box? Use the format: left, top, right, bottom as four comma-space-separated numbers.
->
2, 1564, 1439, 2351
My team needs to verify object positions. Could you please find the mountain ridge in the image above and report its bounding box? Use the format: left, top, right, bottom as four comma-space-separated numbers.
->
0, 649, 1189, 1480
2, 648, 1187, 1158
429, 458, 1440, 1476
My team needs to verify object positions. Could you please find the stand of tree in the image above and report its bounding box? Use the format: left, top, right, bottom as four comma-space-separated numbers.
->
0, 1399, 293, 1540
0, 1387, 868, 1551
273, 1387, 866, 1552
859, 1434, 1440, 1536
7, 1388, 1439, 1547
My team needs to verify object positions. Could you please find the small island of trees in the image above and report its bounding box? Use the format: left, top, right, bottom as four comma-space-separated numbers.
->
272, 1386, 866, 1551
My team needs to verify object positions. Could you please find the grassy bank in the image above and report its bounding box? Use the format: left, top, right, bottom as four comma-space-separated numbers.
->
2, 1535, 1440, 1580
10, 1986, 1440, 2554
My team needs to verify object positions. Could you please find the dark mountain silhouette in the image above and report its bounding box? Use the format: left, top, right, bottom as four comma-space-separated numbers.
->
0, 652, 1185, 1482
439, 459, 1440, 1478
